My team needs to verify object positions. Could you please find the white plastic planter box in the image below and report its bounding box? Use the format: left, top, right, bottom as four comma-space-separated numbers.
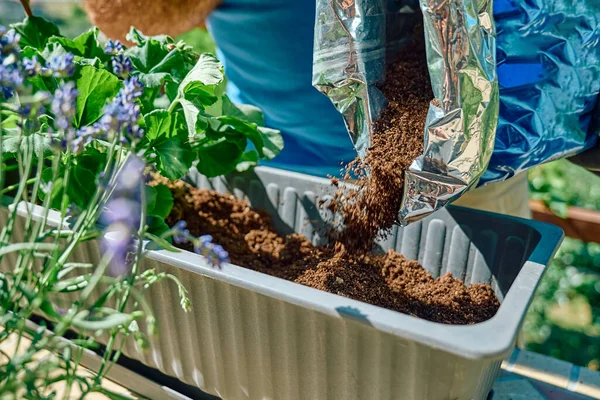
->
1, 167, 563, 400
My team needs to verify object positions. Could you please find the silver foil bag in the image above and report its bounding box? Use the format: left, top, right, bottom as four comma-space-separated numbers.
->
313, 0, 600, 225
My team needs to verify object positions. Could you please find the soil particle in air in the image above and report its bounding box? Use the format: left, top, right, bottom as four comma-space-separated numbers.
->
333, 31, 433, 252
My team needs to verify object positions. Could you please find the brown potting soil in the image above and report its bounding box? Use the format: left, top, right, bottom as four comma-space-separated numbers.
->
156, 27, 500, 325
333, 30, 432, 252
161, 178, 499, 325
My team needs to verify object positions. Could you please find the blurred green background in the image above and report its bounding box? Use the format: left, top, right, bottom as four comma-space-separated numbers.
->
1, 0, 599, 372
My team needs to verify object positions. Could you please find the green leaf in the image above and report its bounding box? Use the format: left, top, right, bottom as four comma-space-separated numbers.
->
257, 126, 284, 160
11, 16, 61, 50
196, 137, 246, 177
222, 96, 265, 126
236, 150, 259, 172
40, 42, 68, 64
145, 185, 158, 216
76, 147, 107, 175
136, 72, 174, 89
48, 36, 85, 57
154, 138, 195, 180
127, 40, 185, 78
143, 110, 192, 180
217, 116, 264, 155
183, 81, 218, 109
151, 184, 174, 219
126, 27, 171, 46
1, 128, 52, 156
180, 54, 224, 87
217, 117, 284, 160
145, 232, 181, 252
126, 27, 149, 45
40, 163, 98, 210
144, 109, 186, 142
74, 65, 122, 127
48, 28, 109, 62
146, 215, 170, 237
178, 55, 224, 135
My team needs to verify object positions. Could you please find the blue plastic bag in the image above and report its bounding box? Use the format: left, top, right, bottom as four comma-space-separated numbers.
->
486, 0, 600, 183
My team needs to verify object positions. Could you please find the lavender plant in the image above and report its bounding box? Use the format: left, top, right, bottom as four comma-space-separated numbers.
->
0, 11, 279, 398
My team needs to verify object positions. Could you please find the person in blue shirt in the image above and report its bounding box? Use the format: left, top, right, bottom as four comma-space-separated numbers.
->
82, 0, 598, 219
83, 0, 357, 179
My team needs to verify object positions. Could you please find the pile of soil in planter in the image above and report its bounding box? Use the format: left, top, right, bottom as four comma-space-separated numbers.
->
333, 32, 432, 251
160, 178, 499, 325
156, 27, 500, 325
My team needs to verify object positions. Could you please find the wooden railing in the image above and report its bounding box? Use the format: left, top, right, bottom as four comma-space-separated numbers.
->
529, 200, 600, 243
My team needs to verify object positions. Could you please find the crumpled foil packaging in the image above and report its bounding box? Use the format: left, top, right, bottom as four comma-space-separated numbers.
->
313, 0, 600, 225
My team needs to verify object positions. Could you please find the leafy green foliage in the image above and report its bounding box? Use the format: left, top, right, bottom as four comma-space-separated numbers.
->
172, 54, 283, 177
1, 12, 203, 400
0, 128, 52, 156
143, 110, 195, 180
146, 184, 174, 219
523, 237, 600, 370
40, 162, 97, 211
524, 161, 600, 371
48, 28, 110, 63
73, 65, 122, 127
11, 16, 61, 50
529, 159, 600, 217
5, 15, 281, 239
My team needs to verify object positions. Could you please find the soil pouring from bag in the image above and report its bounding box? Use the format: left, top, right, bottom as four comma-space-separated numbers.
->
160, 34, 500, 325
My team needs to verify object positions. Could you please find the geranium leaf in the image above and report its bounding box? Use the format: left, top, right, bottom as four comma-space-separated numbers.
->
150, 184, 174, 219
195, 136, 246, 178
154, 138, 195, 180
73, 65, 122, 127
48, 28, 109, 62
236, 150, 259, 172
144, 109, 186, 142
178, 54, 224, 135
11, 16, 61, 50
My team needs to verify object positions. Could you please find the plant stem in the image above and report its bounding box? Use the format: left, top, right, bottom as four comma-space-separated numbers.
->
167, 96, 180, 113
18, 0, 33, 17
0, 178, 36, 196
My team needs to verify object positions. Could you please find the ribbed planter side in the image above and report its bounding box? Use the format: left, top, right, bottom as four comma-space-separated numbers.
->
0, 167, 563, 400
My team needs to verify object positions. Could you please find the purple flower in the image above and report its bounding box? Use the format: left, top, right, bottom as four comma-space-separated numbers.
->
22, 56, 46, 77
121, 76, 143, 101
0, 64, 23, 99
18, 91, 50, 118
100, 155, 145, 277
46, 53, 75, 78
65, 203, 82, 220
172, 221, 190, 244
111, 54, 133, 78
97, 77, 144, 143
115, 155, 145, 193
51, 82, 78, 131
104, 222, 135, 277
103, 198, 142, 226
104, 39, 124, 55
70, 125, 99, 153
0, 29, 20, 57
193, 234, 230, 267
